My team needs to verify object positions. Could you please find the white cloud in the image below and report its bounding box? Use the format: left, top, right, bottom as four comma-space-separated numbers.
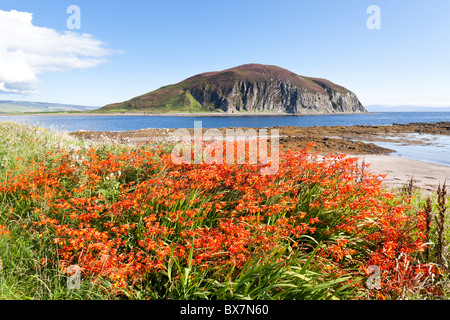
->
0, 10, 116, 95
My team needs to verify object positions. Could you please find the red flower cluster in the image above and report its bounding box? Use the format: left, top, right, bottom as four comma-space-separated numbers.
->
0, 142, 438, 298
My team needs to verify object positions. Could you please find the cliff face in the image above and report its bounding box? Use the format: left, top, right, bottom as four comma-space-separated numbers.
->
102, 64, 367, 114
189, 78, 365, 114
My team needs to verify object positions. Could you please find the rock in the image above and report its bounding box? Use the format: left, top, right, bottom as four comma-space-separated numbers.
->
101, 64, 367, 115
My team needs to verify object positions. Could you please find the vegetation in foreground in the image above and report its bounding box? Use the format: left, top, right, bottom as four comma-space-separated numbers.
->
0, 122, 448, 300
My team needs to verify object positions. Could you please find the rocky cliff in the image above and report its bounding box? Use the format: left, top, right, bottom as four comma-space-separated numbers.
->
101, 64, 367, 114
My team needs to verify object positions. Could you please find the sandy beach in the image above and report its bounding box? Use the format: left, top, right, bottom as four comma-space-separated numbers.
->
352, 154, 450, 196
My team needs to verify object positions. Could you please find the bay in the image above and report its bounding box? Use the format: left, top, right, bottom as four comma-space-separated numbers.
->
0, 112, 450, 132
360, 133, 450, 166
1, 112, 449, 166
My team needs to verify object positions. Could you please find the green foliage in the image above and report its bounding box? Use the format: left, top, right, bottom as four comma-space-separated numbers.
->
134, 245, 359, 300
0, 122, 448, 300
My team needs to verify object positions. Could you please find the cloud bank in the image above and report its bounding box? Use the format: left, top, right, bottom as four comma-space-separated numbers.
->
0, 10, 116, 94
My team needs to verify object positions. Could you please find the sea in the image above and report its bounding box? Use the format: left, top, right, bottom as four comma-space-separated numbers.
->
1, 112, 449, 166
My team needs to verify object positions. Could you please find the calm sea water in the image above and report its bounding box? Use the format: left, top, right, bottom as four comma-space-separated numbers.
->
360, 133, 450, 166
1, 112, 450, 132
1, 112, 449, 166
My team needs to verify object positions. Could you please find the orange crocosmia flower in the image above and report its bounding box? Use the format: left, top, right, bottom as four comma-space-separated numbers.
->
0, 225, 10, 237
0, 143, 437, 299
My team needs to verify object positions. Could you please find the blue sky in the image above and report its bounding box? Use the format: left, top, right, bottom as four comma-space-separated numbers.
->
1, 0, 449, 107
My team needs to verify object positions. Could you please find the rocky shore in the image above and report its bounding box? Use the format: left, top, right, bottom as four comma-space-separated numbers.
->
69, 122, 450, 194
70, 121, 450, 155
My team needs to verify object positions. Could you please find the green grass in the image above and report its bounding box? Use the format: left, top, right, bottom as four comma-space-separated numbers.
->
0, 122, 115, 299
98, 90, 214, 114
0, 105, 97, 114
0, 105, 42, 113
0, 122, 448, 300
0, 122, 355, 299
0, 122, 84, 178
0, 219, 115, 299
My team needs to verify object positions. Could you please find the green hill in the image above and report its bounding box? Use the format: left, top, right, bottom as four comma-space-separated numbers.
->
100, 64, 366, 115
0, 100, 100, 114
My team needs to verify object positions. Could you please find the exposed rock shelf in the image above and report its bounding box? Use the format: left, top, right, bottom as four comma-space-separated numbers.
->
70, 122, 450, 155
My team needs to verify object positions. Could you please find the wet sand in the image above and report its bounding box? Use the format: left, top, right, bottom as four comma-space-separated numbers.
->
351, 155, 450, 196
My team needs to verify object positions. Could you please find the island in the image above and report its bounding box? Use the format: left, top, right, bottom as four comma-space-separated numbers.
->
100, 64, 367, 115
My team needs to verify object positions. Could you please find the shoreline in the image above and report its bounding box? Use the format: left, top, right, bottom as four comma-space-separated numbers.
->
352, 154, 450, 196
69, 121, 450, 155
66, 122, 450, 195
2, 119, 448, 194
0, 111, 373, 117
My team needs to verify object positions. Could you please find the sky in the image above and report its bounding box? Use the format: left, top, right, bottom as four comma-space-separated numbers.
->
0, 0, 449, 108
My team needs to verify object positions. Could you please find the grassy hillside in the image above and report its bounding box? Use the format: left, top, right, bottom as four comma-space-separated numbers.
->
0, 101, 100, 114
99, 64, 356, 114
100, 89, 210, 114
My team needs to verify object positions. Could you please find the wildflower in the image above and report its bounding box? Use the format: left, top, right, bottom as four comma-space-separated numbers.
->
0, 141, 437, 299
